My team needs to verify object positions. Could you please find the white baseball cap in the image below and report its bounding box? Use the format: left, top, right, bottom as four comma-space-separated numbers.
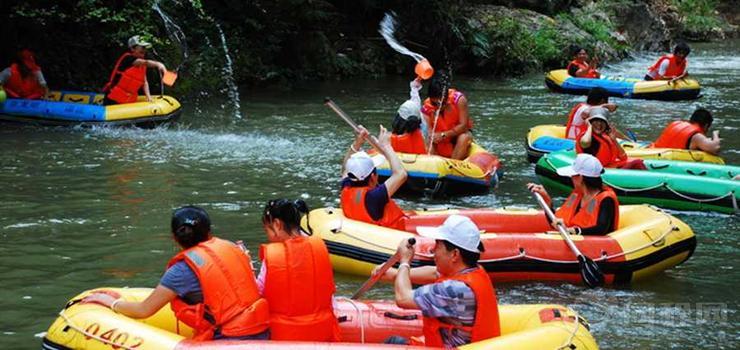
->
557, 153, 604, 177
416, 215, 483, 253
345, 151, 384, 181
128, 35, 152, 49
397, 100, 421, 120
587, 106, 609, 123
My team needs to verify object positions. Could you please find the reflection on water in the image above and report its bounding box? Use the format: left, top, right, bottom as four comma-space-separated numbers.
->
0, 42, 738, 349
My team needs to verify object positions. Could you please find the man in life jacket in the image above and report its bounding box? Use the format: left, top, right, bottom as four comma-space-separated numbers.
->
421, 71, 473, 160
391, 78, 427, 154
652, 108, 720, 155
341, 125, 408, 230
528, 153, 620, 235
565, 87, 617, 139
0, 49, 49, 99
258, 199, 340, 342
381, 215, 500, 347
103, 35, 167, 105
577, 107, 647, 170
566, 45, 600, 78
82, 206, 270, 341
645, 42, 690, 83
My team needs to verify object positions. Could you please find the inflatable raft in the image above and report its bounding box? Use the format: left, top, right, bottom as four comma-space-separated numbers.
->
42, 288, 598, 350
536, 150, 739, 214
376, 143, 503, 196
545, 69, 701, 101
526, 124, 724, 164
0, 90, 181, 127
310, 205, 695, 285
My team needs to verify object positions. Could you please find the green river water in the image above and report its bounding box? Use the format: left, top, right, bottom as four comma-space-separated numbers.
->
1, 41, 738, 349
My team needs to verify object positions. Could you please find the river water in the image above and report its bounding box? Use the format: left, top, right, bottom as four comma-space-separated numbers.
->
1, 41, 738, 349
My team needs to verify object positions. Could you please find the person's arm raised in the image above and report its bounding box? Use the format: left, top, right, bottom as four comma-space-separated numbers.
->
579, 122, 594, 149
690, 131, 721, 155
373, 125, 407, 197
341, 126, 369, 176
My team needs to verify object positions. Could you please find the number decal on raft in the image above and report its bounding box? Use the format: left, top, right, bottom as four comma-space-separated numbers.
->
82, 323, 145, 349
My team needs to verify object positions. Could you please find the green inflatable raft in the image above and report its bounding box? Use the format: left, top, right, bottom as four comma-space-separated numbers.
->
535, 150, 739, 214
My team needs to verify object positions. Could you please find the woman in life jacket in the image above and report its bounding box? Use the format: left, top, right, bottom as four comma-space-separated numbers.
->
391, 78, 427, 154
566, 45, 600, 78
421, 71, 474, 160
82, 206, 270, 341
258, 199, 341, 342
528, 153, 620, 235
103, 35, 167, 105
0, 49, 49, 99
565, 87, 618, 139
645, 42, 690, 83
577, 108, 647, 170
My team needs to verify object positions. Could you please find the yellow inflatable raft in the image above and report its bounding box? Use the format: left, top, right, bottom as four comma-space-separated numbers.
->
525, 124, 724, 164
375, 143, 503, 196
42, 288, 599, 350
545, 69, 701, 101
310, 205, 695, 285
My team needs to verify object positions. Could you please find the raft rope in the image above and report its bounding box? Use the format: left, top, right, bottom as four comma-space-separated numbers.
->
335, 297, 366, 343
543, 157, 738, 213
556, 314, 583, 350
58, 310, 138, 350
334, 209, 681, 265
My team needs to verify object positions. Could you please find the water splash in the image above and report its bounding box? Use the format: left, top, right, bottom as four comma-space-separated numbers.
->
152, 1, 189, 71
187, 0, 243, 120
378, 12, 426, 63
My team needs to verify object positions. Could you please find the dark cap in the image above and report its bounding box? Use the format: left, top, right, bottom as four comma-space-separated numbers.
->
171, 206, 211, 236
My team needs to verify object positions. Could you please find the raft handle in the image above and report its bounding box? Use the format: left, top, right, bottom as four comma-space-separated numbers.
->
383, 312, 418, 321
648, 163, 670, 170
337, 315, 349, 323
686, 169, 706, 176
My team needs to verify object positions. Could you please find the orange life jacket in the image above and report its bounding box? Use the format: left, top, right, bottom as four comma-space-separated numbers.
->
652, 120, 704, 149
567, 60, 599, 78
423, 267, 500, 347
167, 237, 270, 340
647, 54, 687, 80
565, 102, 589, 139
391, 129, 426, 154
422, 89, 473, 158
340, 185, 406, 230
104, 52, 146, 104
555, 186, 620, 232
259, 235, 340, 342
4, 64, 45, 99
576, 131, 626, 168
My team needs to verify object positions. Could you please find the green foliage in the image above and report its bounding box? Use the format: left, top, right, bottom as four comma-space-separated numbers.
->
671, 0, 723, 34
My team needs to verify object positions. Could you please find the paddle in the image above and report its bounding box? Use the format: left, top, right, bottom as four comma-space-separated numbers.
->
532, 192, 604, 288
324, 98, 383, 150
352, 237, 416, 300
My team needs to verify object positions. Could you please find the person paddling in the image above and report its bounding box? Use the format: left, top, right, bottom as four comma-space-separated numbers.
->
652, 108, 720, 155
0, 49, 49, 100
103, 35, 167, 105
566, 45, 600, 78
82, 206, 270, 341
257, 199, 340, 342
528, 153, 620, 236
380, 215, 500, 347
421, 71, 474, 160
645, 42, 691, 83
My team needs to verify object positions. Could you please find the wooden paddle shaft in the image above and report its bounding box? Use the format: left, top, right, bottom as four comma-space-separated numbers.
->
324, 98, 382, 150
351, 237, 416, 300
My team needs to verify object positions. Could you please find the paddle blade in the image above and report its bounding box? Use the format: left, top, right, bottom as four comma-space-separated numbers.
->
578, 255, 605, 288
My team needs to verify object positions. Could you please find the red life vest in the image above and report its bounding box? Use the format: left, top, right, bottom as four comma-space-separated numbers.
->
647, 54, 687, 80
423, 267, 500, 347
565, 102, 589, 139
167, 237, 270, 340
567, 60, 599, 78
340, 185, 406, 230
555, 186, 620, 232
259, 235, 340, 342
104, 52, 146, 104
576, 131, 626, 168
391, 129, 426, 154
652, 120, 704, 149
422, 89, 473, 158
4, 64, 45, 99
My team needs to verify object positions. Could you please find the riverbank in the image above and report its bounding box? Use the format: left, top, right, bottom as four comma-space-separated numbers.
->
1, 0, 736, 96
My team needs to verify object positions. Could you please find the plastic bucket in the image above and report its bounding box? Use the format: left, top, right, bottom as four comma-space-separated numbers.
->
162, 70, 178, 87
415, 59, 434, 80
